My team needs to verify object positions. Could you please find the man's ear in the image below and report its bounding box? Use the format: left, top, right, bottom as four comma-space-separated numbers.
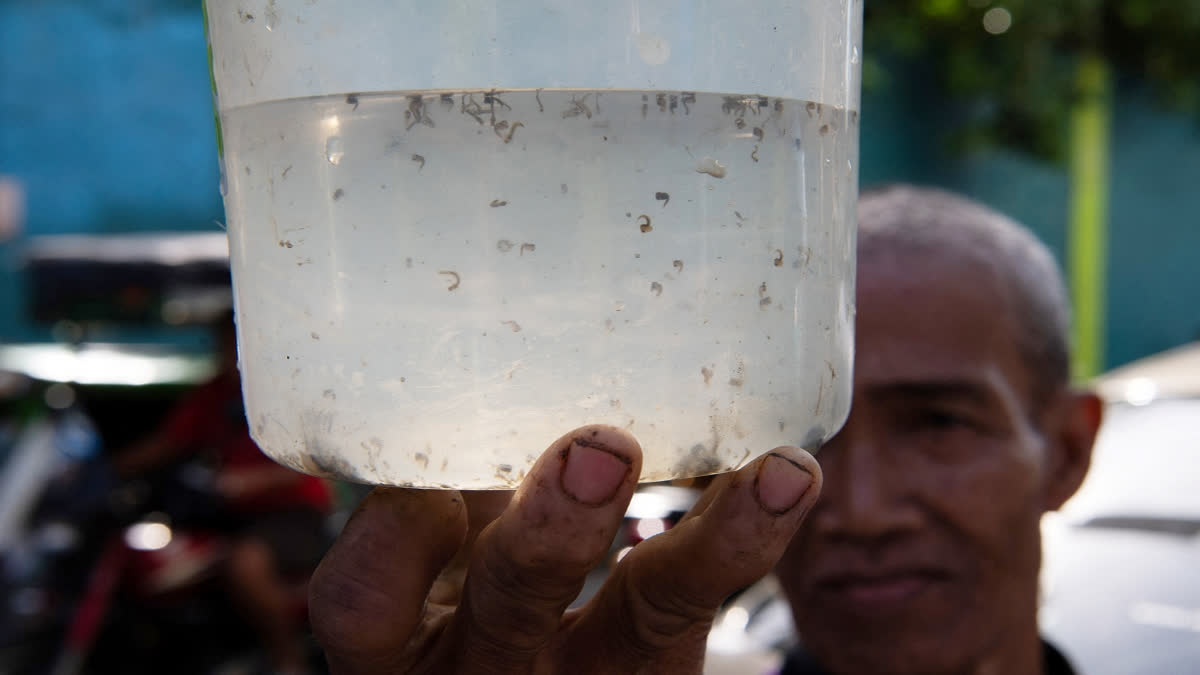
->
1043, 390, 1104, 511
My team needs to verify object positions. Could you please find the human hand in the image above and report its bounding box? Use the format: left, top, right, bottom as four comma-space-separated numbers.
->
309, 425, 821, 674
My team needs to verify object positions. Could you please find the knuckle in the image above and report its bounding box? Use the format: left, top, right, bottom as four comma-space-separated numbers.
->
469, 543, 582, 625
483, 510, 609, 598
516, 536, 602, 580
455, 560, 556, 667
309, 562, 409, 656
615, 568, 718, 655
453, 534, 599, 662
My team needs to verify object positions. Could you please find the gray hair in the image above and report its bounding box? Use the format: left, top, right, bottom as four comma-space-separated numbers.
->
857, 184, 1072, 406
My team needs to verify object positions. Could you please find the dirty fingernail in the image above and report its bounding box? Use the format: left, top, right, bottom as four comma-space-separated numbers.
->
561, 440, 631, 506
755, 453, 814, 515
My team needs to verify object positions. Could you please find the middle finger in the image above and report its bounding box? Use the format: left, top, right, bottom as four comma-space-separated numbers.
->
441, 425, 642, 671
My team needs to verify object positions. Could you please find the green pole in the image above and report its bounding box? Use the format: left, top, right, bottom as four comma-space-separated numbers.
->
1067, 52, 1111, 379
201, 0, 223, 160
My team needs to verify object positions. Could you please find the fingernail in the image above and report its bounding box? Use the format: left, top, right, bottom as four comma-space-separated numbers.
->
755, 453, 814, 515
560, 439, 631, 506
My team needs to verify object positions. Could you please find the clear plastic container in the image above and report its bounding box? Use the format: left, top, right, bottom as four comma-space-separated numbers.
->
204, 0, 862, 488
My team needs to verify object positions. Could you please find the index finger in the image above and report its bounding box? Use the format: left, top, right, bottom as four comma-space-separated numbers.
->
309, 487, 468, 675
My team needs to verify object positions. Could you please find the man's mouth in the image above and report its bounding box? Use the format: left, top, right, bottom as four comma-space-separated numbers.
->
814, 569, 953, 613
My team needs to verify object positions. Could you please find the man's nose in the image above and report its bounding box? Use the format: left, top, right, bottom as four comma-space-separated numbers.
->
811, 431, 921, 542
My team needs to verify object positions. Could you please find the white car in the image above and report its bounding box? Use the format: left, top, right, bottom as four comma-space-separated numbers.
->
1041, 342, 1200, 674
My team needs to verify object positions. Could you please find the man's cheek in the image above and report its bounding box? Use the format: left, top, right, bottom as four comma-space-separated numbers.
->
944, 468, 1043, 565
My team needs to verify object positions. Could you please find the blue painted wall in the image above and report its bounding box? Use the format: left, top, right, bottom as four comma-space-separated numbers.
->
0, 0, 224, 343
910, 88, 1200, 368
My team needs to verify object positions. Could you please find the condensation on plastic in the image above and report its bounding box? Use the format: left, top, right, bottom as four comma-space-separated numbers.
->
206, 1, 861, 112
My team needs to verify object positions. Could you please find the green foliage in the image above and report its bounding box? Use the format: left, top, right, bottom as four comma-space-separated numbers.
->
863, 0, 1200, 161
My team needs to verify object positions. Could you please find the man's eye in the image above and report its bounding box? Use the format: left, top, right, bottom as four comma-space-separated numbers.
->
916, 409, 970, 430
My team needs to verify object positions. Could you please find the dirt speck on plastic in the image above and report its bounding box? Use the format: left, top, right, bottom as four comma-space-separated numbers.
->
729, 359, 746, 387
802, 426, 827, 453
303, 448, 367, 484
494, 463, 517, 484
672, 443, 723, 479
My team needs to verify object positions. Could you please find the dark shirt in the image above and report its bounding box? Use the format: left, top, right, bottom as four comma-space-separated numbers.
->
779, 639, 1076, 675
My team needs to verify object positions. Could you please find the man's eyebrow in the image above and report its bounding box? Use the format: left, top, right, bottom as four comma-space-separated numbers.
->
865, 379, 999, 406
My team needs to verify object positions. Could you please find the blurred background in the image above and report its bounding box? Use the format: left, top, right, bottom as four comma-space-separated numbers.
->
0, 1, 1197, 674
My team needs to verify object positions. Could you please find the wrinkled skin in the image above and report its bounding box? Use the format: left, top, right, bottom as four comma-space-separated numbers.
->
309, 426, 822, 674
776, 252, 1102, 675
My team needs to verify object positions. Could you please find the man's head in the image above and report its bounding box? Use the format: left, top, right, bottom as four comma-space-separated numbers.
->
776, 185, 1103, 674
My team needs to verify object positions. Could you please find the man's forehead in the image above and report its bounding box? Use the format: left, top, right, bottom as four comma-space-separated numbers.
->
854, 254, 1030, 397
854, 359, 1012, 403
854, 341, 1007, 395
